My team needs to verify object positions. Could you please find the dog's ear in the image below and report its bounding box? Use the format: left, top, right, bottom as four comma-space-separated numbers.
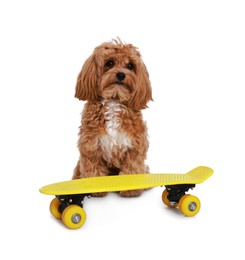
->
128, 63, 153, 110
75, 54, 99, 101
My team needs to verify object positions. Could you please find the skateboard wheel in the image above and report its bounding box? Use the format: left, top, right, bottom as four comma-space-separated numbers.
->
162, 189, 177, 208
62, 205, 86, 229
50, 198, 62, 220
178, 195, 201, 217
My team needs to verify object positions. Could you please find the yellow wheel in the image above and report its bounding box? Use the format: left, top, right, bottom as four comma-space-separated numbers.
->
62, 205, 86, 229
178, 195, 201, 217
50, 198, 62, 220
162, 189, 177, 208
178, 194, 190, 206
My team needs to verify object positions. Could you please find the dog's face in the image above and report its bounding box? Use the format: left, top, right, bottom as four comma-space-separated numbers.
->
75, 39, 152, 110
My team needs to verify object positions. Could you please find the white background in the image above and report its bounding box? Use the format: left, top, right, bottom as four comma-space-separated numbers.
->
1, 0, 244, 259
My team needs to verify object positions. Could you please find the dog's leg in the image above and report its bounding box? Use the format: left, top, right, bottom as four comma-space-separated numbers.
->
73, 156, 109, 197
119, 152, 149, 197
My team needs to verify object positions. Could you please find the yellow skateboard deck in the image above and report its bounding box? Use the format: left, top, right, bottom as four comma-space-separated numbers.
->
40, 166, 213, 195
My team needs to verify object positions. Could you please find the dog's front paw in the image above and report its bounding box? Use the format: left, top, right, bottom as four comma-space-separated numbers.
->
119, 189, 143, 197
92, 192, 108, 197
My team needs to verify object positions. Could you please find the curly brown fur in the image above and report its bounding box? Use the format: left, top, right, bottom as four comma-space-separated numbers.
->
73, 38, 152, 197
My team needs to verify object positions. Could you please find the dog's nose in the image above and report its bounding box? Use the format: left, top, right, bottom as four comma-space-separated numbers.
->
116, 72, 126, 81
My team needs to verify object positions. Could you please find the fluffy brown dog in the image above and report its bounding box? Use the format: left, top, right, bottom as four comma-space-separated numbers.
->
73, 38, 152, 197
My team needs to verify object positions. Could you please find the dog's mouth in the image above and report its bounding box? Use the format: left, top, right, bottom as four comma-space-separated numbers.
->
115, 82, 132, 92
116, 81, 123, 85
100, 82, 133, 103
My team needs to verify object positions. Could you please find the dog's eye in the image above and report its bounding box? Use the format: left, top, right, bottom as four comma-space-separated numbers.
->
105, 60, 114, 68
127, 63, 134, 71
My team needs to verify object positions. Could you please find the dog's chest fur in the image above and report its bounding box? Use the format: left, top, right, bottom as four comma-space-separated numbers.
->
100, 101, 132, 162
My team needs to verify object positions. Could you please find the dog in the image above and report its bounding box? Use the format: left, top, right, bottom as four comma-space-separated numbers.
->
72, 38, 152, 197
